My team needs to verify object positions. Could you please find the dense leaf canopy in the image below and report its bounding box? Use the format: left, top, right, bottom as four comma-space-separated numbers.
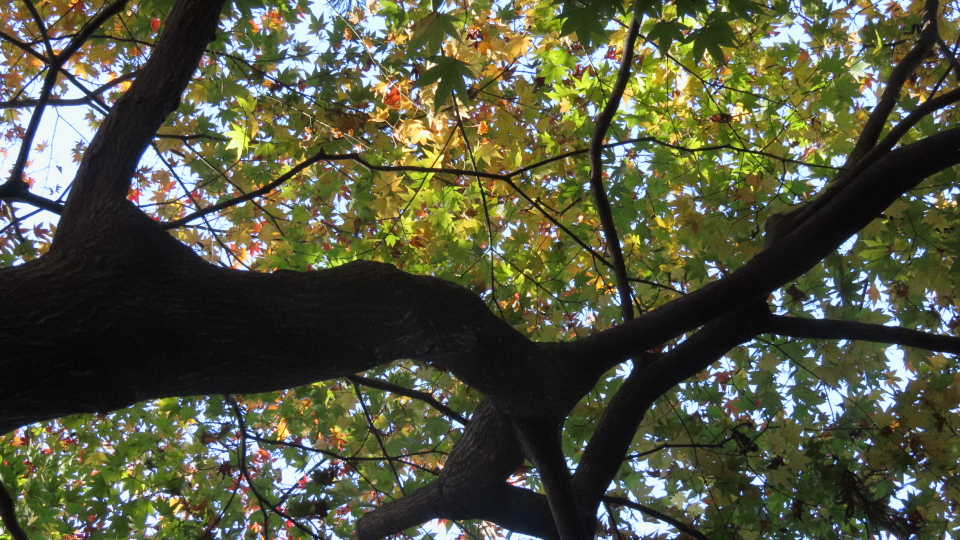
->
2, 0, 960, 539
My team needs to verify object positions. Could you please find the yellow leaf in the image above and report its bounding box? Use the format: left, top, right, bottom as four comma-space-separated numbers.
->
275, 418, 290, 439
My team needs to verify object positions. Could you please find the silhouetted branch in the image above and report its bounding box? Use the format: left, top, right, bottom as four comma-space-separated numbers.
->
3, 0, 130, 201
762, 314, 960, 354
0, 71, 138, 110
346, 375, 469, 426
848, 0, 941, 166
161, 148, 330, 229
0, 478, 28, 540
0, 182, 63, 214
228, 397, 323, 540
602, 495, 712, 540
587, 14, 640, 321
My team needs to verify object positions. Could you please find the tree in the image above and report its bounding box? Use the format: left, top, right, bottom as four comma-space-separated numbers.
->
1, 0, 960, 537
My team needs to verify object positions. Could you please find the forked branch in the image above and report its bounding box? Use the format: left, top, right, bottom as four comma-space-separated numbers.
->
847, 0, 941, 166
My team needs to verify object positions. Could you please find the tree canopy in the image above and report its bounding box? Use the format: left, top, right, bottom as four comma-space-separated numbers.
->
2, 0, 960, 538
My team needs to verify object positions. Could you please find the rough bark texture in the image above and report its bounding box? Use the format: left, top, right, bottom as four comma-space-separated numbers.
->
4, 1, 960, 539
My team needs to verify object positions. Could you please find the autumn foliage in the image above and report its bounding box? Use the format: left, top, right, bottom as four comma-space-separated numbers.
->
2, 0, 960, 539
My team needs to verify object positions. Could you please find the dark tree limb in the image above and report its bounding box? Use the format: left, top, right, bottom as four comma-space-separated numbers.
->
767, 0, 946, 242
6, 46, 62, 187
762, 314, 960, 354
6, 0, 131, 189
0, 182, 64, 213
356, 400, 558, 540
564, 126, 960, 380
847, 0, 940, 166
4, 128, 960, 430
514, 418, 590, 540
0, 30, 48, 64
574, 307, 764, 509
56, 0, 226, 242
22, 0, 53, 59
0, 478, 28, 540
587, 14, 641, 321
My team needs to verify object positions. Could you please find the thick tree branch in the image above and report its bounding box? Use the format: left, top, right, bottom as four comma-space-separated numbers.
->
563, 127, 960, 379
357, 400, 558, 540
864, 85, 960, 164
0, 479, 28, 540
762, 314, 960, 354
0, 257, 570, 431
574, 307, 763, 509
515, 418, 590, 540
56, 0, 226, 244
0, 182, 64, 213
587, 15, 640, 321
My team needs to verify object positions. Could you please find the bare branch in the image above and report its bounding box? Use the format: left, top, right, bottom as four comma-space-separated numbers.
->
0, 29, 49, 64
0, 71, 138, 110
574, 307, 762, 508
21, 0, 54, 59
6, 48, 61, 188
602, 495, 712, 540
162, 148, 331, 229
587, 14, 641, 321
346, 375, 469, 426
0, 182, 64, 213
2, 1, 131, 213
228, 397, 322, 540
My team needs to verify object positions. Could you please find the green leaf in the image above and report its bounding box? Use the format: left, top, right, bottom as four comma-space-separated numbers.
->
414, 56, 475, 112
689, 11, 738, 63
558, 0, 622, 47
647, 20, 687, 54
407, 12, 459, 56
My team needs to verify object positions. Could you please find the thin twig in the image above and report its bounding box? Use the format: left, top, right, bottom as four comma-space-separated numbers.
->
162, 149, 331, 229
227, 397, 322, 539
0, 71, 138, 110
350, 382, 406, 495
346, 375, 468, 426
602, 495, 712, 540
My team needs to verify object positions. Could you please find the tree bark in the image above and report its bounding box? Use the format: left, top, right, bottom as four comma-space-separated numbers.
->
4, 1, 960, 539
